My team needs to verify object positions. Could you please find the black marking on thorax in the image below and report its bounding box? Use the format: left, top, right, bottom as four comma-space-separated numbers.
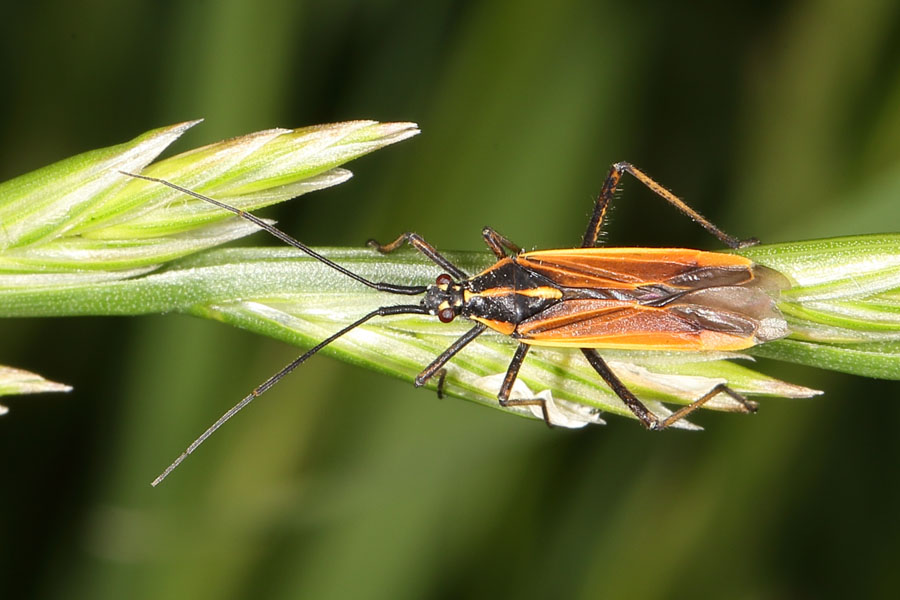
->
462, 259, 560, 324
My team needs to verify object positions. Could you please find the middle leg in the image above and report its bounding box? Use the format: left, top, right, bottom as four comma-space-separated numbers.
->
497, 343, 552, 426
414, 323, 488, 387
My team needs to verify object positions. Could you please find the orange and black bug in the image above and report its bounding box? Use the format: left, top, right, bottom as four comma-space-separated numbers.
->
125, 162, 789, 485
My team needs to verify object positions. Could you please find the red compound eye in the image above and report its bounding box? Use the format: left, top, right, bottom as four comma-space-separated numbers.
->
436, 273, 453, 286
438, 307, 456, 323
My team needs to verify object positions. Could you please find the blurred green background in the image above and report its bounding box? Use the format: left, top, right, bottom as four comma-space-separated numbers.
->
2, 1, 900, 598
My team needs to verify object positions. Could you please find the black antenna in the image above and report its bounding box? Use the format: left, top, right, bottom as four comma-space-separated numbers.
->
119, 172, 428, 296
150, 304, 427, 486
118, 172, 431, 485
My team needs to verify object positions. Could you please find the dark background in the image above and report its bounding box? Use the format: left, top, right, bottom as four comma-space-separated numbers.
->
2, 1, 900, 598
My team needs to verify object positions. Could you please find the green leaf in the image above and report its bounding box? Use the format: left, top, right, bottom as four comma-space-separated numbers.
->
0, 365, 72, 413
0, 121, 198, 250
739, 235, 900, 378
0, 120, 419, 410
0, 120, 420, 276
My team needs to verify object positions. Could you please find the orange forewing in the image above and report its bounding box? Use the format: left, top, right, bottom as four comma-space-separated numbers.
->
511, 300, 755, 351
517, 247, 754, 290
471, 248, 773, 352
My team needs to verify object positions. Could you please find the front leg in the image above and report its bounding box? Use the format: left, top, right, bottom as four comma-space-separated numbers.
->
414, 323, 488, 387
368, 232, 469, 280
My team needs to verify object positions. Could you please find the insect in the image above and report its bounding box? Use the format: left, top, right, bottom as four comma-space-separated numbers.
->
125, 162, 789, 486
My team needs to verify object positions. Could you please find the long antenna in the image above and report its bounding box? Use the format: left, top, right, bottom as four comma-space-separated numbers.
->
119, 171, 428, 296
120, 171, 434, 484
151, 304, 428, 486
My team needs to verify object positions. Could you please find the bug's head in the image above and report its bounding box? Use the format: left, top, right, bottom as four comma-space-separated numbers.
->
423, 273, 464, 323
